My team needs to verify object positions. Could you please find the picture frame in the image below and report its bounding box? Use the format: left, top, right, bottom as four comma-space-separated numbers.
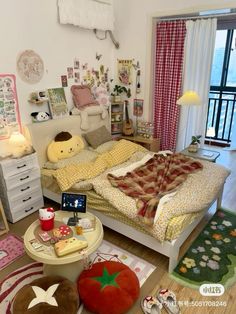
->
47, 88, 69, 119
133, 99, 144, 117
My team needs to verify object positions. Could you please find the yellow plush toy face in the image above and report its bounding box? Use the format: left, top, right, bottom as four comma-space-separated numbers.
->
47, 135, 84, 163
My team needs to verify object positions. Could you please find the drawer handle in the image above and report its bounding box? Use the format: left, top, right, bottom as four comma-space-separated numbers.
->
20, 175, 29, 181
17, 164, 26, 169
21, 186, 30, 192
25, 206, 34, 213
22, 196, 32, 202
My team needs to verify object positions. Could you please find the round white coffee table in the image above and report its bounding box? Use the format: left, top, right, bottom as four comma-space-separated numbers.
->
24, 210, 103, 282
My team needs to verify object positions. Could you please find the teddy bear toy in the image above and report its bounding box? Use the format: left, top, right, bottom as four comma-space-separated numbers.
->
31, 111, 50, 122
39, 207, 55, 231
47, 131, 84, 163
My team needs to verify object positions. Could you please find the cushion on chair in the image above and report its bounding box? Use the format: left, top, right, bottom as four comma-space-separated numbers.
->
12, 276, 79, 314
77, 261, 140, 314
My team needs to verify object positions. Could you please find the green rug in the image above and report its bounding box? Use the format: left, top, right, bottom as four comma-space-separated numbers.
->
171, 209, 236, 289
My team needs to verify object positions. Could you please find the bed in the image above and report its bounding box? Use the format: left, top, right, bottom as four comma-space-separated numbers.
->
24, 114, 230, 272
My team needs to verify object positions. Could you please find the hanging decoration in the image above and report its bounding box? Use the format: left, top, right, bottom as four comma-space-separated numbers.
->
136, 70, 141, 94
16, 50, 44, 84
0, 74, 22, 139
133, 99, 143, 117
117, 59, 133, 85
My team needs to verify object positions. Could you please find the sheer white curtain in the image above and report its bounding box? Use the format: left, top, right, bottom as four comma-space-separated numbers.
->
176, 18, 217, 151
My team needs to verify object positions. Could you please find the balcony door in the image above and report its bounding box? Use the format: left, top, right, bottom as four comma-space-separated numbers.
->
206, 28, 236, 146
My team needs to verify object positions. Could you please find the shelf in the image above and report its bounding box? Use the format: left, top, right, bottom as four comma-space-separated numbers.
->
111, 121, 123, 124
111, 101, 123, 104
28, 99, 47, 105
111, 112, 123, 115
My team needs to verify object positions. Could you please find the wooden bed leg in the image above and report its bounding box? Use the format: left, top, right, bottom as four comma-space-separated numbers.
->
168, 247, 179, 273
217, 185, 224, 209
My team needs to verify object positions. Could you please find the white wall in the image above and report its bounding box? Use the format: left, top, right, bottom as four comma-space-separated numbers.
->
0, 0, 114, 153
113, 0, 236, 121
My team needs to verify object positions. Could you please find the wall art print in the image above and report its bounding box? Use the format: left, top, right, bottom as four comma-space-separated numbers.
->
17, 50, 44, 84
117, 59, 133, 85
47, 87, 69, 119
0, 74, 22, 139
133, 98, 143, 117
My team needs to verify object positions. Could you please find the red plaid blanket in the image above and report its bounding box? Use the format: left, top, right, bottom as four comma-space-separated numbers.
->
107, 153, 203, 225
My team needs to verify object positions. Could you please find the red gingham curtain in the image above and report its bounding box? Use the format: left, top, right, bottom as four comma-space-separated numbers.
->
153, 20, 186, 151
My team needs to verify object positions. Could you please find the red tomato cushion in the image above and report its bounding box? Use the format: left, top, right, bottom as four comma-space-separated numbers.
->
77, 261, 140, 314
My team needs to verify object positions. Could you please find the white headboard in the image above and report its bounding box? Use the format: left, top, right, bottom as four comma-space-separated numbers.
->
24, 114, 110, 168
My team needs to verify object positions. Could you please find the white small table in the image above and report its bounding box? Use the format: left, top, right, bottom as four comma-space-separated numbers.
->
24, 211, 103, 282
180, 147, 220, 162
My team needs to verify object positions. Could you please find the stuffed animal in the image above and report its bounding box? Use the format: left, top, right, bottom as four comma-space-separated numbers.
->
47, 131, 84, 163
31, 111, 50, 122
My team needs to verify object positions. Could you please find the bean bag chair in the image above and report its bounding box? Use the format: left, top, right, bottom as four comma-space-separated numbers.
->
12, 275, 79, 314
77, 261, 140, 314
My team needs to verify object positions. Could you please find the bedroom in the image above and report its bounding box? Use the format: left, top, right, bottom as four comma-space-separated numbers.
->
0, 0, 236, 313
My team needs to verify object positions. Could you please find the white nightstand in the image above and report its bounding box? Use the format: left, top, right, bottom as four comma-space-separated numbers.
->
0, 152, 44, 223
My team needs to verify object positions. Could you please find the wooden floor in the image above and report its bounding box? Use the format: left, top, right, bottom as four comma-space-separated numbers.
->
1, 146, 236, 314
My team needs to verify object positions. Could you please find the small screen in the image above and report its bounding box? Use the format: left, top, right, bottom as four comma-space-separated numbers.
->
61, 193, 87, 213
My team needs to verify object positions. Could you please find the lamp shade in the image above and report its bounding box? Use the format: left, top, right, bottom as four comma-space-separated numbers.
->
206, 127, 215, 137
177, 91, 201, 106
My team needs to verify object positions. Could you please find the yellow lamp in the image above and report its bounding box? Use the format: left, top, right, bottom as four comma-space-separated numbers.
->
176, 91, 201, 106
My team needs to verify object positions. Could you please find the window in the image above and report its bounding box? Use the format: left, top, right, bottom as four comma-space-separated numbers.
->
206, 28, 236, 144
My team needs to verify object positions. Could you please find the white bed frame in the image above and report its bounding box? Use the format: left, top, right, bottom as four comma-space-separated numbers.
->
24, 115, 224, 272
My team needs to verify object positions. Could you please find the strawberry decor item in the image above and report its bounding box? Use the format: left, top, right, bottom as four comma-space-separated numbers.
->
39, 207, 55, 231
77, 261, 140, 314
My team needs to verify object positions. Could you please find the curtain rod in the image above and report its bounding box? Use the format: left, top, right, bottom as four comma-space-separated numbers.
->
157, 12, 236, 22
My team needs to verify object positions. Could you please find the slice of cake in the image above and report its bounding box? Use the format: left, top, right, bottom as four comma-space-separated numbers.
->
54, 237, 88, 257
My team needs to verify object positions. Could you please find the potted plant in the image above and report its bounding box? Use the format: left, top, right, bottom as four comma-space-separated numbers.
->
111, 85, 131, 102
188, 135, 201, 152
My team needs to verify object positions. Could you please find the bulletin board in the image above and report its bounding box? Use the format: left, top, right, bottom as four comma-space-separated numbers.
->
0, 74, 21, 139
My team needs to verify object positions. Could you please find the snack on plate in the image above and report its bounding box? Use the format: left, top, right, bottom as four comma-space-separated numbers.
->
54, 237, 88, 257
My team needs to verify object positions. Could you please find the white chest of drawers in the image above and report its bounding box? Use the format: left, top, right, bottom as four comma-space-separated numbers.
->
0, 152, 44, 223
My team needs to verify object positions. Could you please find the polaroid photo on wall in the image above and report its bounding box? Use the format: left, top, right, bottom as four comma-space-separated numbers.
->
74, 58, 80, 69
67, 67, 74, 79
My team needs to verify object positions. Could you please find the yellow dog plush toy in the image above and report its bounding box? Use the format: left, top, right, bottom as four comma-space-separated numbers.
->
47, 131, 84, 163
